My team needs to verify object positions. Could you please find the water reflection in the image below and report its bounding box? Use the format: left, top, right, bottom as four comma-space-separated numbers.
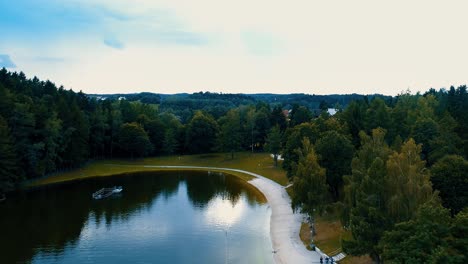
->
205, 198, 245, 226
0, 170, 271, 264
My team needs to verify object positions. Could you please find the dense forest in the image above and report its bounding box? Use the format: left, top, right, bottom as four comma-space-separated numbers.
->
89, 91, 388, 122
1, 68, 467, 263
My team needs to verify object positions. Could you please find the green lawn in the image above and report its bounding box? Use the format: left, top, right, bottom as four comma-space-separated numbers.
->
28, 152, 289, 187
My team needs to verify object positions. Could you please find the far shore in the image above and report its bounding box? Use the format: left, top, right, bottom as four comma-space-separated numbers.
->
28, 153, 288, 188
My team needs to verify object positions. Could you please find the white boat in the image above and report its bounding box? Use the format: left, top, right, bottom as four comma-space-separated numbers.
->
92, 186, 123, 199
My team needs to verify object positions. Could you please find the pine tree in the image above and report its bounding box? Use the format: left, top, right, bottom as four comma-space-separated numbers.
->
0, 115, 21, 194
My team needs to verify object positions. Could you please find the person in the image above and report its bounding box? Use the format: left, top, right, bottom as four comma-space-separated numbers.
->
320, 256, 323, 263
325, 257, 329, 263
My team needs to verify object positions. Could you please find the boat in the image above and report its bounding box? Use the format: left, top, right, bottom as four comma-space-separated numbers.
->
92, 186, 123, 199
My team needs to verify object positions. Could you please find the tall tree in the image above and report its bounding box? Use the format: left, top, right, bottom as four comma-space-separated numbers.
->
118, 122, 153, 158
265, 126, 282, 167
342, 100, 368, 146
145, 118, 165, 155
0, 115, 21, 195
290, 105, 312, 126
282, 123, 320, 178
253, 107, 271, 149
291, 138, 328, 234
381, 202, 467, 263
185, 111, 219, 154
218, 109, 242, 159
270, 105, 287, 131
315, 131, 354, 200
386, 138, 434, 222
343, 128, 391, 263
431, 155, 468, 215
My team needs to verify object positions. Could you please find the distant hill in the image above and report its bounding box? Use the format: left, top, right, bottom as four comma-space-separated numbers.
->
88, 91, 391, 113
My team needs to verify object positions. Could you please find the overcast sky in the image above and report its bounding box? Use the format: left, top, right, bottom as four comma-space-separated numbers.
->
1, 0, 467, 95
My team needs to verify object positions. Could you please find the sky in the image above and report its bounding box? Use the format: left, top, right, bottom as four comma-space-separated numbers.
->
1, 0, 467, 95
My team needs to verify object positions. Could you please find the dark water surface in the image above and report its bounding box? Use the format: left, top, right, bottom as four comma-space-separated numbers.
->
0, 171, 273, 264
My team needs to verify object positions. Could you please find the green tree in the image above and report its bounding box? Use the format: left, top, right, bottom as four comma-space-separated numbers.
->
270, 105, 287, 131
265, 126, 282, 167
282, 123, 320, 178
315, 131, 354, 200
118, 122, 153, 158
365, 98, 394, 141
386, 138, 434, 222
40, 113, 62, 174
218, 109, 242, 159
9, 101, 37, 176
381, 202, 466, 263
185, 111, 219, 154
0, 115, 21, 194
290, 105, 312, 126
343, 128, 391, 263
291, 138, 328, 235
342, 100, 368, 146
253, 107, 271, 149
431, 155, 468, 215
145, 118, 165, 155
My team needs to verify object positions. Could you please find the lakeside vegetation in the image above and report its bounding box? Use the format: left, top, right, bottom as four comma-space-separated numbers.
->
1, 68, 467, 263
29, 152, 288, 187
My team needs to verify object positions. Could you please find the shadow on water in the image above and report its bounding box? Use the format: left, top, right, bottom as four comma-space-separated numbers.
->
0, 170, 265, 263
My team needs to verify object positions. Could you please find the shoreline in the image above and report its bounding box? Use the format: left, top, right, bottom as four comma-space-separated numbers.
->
29, 164, 323, 264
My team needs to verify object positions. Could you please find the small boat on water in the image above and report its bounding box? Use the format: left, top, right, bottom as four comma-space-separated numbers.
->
92, 186, 123, 199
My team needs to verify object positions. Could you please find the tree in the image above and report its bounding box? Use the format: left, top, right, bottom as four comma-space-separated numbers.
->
315, 131, 354, 200
145, 118, 165, 155
381, 202, 467, 263
431, 155, 468, 215
118, 122, 153, 158
62, 103, 90, 167
0, 115, 21, 194
342, 100, 368, 146
291, 138, 328, 235
218, 109, 242, 159
386, 138, 434, 222
282, 123, 320, 178
253, 107, 271, 149
365, 98, 394, 141
270, 105, 287, 131
185, 111, 219, 154
343, 128, 391, 263
265, 126, 282, 167
290, 105, 312, 126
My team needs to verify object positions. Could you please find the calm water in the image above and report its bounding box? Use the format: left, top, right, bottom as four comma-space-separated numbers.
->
0, 171, 274, 264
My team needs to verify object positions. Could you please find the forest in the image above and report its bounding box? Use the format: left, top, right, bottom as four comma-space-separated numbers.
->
0, 68, 467, 263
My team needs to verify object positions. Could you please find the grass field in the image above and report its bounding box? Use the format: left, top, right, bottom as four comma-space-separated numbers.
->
29, 152, 289, 187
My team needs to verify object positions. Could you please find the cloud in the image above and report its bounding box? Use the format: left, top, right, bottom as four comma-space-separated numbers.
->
242, 31, 283, 56
0, 54, 16, 68
33, 56, 66, 63
152, 30, 208, 46
104, 37, 125, 49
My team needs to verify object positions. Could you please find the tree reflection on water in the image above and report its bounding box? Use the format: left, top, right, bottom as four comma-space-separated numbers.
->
0, 170, 265, 263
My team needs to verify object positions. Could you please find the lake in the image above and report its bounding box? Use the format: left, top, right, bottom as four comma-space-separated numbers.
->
0, 171, 274, 264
